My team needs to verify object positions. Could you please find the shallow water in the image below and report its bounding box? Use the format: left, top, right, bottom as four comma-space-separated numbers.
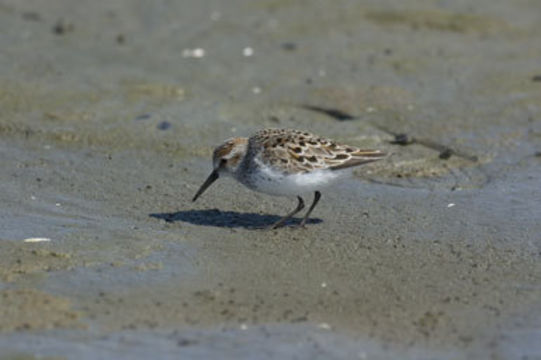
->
1, 0, 541, 359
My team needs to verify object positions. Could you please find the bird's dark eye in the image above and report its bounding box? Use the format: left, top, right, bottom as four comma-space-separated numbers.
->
220, 158, 227, 165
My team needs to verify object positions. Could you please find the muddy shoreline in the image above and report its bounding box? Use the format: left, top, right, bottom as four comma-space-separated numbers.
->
1, 0, 541, 359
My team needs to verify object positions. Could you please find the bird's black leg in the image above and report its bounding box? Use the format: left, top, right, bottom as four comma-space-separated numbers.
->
299, 191, 321, 227
269, 196, 305, 229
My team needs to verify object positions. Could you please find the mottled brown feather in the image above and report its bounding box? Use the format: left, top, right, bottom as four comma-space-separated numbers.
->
249, 128, 386, 174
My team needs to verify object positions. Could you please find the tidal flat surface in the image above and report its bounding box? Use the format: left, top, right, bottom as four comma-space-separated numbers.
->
1, 0, 540, 359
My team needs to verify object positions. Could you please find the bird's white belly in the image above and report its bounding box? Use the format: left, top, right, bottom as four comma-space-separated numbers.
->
239, 164, 343, 196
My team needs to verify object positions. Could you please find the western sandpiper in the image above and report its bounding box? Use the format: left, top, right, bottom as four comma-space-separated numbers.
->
193, 128, 386, 228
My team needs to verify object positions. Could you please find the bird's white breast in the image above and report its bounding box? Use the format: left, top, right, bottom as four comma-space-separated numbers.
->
237, 160, 343, 196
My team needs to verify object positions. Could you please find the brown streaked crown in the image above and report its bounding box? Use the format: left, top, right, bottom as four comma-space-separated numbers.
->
212, 137, 249, 171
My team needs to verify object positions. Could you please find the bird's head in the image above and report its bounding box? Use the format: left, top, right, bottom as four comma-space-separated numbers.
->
192, 137, 248, 201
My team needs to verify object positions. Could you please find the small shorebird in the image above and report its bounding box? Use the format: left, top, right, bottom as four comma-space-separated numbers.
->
193, 128, 386, 228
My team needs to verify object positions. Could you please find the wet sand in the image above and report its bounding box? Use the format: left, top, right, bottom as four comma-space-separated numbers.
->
1, 0, 541, 359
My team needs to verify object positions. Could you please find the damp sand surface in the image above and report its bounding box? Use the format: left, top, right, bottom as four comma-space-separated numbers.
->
1, 0, 541, 359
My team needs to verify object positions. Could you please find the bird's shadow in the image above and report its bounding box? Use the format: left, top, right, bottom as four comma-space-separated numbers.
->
149, 209, 322, 229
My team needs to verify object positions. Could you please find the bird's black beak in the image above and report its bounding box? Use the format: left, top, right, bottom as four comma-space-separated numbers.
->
192, 169, 219, 202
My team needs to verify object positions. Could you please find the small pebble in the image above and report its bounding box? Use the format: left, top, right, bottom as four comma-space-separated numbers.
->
281, 42, 297, 51
157, 121, 171, 130
192, 48, 205, 58
182, 48, 206, 58
439, 149, 453, 159
52, 19, 74, 35
393, 134, 410, 145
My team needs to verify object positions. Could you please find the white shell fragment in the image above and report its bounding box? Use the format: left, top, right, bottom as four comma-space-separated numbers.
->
24, 237, 51, 243
182, 48, 206, 58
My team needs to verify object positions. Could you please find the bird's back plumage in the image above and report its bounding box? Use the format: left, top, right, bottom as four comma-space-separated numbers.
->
247, 128, 386, 175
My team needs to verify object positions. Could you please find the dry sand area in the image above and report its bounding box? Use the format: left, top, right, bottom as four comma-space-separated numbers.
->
1, 0, 541, 359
